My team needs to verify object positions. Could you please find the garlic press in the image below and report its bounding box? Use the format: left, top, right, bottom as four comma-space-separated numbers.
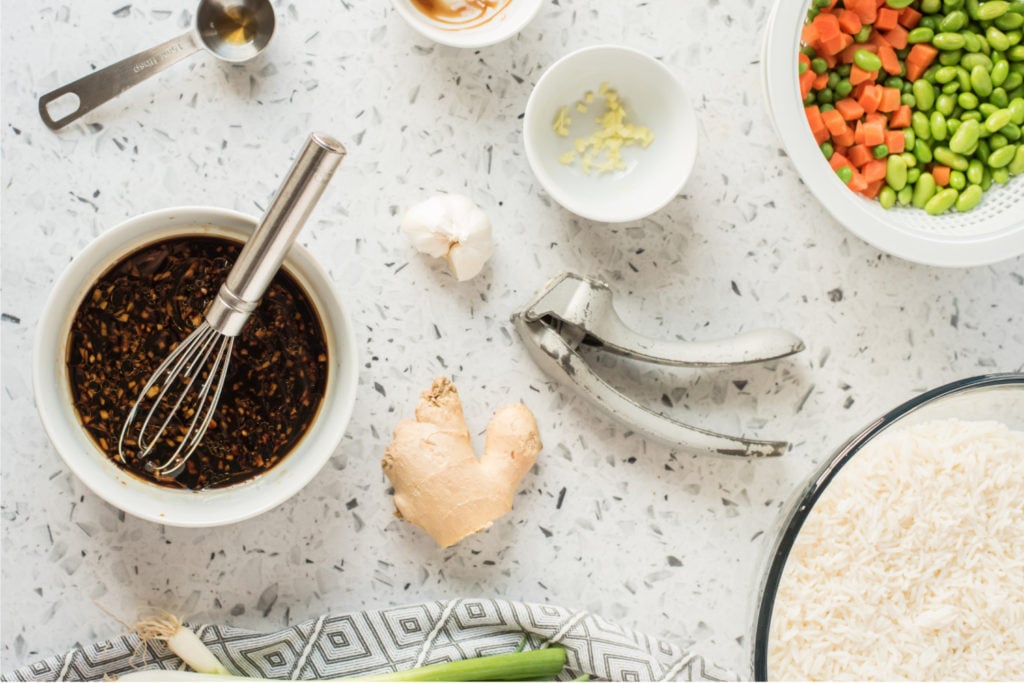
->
510, 272, 805, 457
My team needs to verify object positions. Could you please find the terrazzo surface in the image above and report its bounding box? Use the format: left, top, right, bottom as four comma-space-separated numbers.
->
2, 0, 1023, 678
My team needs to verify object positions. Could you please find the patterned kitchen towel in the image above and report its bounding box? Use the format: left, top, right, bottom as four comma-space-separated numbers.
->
2, 598, 737, 682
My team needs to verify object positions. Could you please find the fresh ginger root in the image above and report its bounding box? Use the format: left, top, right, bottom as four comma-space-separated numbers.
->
382, 376, 542, 548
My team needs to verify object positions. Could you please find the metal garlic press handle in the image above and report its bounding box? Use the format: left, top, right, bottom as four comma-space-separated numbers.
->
205, 132, 346, 336
522, 272, 805, 366
512, 272, 806, 458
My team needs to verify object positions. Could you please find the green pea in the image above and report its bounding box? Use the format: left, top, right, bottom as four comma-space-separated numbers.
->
837, 64, 852, 77
934, 145, 971, 169
950, 118, 982, 152
887, 154, 909, 190
874, 144, 890, 158
854, 49, 883, 72
989, 143, 1019, 166
987, 26, 1012, 51
855, 25, 873, 43
955, 184, 985, 211
909, 27, 937, 43
949, 169, 968, 189
931, 111, 950, 140
933, 32, 968, 50
925, 188, 959, 215
836, 165, 854, 184
1008, 144, 1024, 173
812, 58, 828, 74
818, 88, 834, 104
879, 186, 898, 209
912, 172, 938, 208
936, 93, 958, 115
971, 65, 994, 96
967, 158, 985, 183
836, 79, 854, 98
977, 0, 1011, 20
821, 141, 835, 160
897, 185, 915, 205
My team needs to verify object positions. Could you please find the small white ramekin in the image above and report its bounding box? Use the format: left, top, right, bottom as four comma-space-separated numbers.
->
33, 206, 359, 527
391, 0, 543, 48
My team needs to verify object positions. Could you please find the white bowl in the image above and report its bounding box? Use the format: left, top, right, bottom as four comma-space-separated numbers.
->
32, 207, 359, 527
764, 0, 1024, 267
391, 0, 542, 49
523, 45, 699, 223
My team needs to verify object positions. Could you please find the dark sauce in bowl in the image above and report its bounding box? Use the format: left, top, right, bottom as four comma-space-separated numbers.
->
66, 235, 328, 490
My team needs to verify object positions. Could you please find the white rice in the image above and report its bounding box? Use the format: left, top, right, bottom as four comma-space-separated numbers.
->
768, 419, 1024, 681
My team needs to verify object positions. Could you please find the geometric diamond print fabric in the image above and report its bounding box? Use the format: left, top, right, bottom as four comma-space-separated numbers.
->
2, 599, 737, 682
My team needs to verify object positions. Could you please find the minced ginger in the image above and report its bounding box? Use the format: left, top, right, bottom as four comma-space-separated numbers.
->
552, 82, 654, 174
382, 377, 542, 548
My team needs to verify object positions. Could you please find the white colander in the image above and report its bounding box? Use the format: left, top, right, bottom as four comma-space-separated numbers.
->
763, 0, 1024, 267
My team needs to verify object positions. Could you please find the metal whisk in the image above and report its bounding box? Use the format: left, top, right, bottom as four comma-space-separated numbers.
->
118, 133, 346, 475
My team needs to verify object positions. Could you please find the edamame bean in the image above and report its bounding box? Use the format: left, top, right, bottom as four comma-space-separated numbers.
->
959, 91, 980, 109
989, 143, 1019, 166
908, 27, 936, 43
912, 172, 938, 208
987, 26, 1012, 52
971, 65, 994, 97
913, 80, 936, 111
977, 0, 1011, 20
897, 185, 914, 205
854, 49, 883, 72
950, 169, 968, 189
887, 155, 909, 190
1008, 98, 1024, 124
904, 128, 917, 151
879, 186, 897, 209
934, 65, 959, 83
955, 184, 985, 211
907, 167, 923, 183
925, 188, 959, 214
950, 118, 982, 152
993, 166, 1010, 182
934, 145, 971, 169
986, 107, 1015, 131
915, 138, 935, 163
932, 111, 949, 140
939, 10, 968, 31
936, 93, 958, 116
1008, 145, 1024, 173
967, 158, 985, 183
933, 32, 967, 50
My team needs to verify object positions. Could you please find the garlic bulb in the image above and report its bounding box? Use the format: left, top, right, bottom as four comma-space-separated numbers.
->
401, 194, 494, 281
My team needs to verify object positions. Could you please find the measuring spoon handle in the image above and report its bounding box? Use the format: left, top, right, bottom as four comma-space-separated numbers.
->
38, 31, 201, 130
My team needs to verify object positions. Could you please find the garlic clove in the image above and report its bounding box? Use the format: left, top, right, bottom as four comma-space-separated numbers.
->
401, 194, 494, 281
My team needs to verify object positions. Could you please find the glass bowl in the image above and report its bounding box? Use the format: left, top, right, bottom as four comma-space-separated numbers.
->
751, 373, 1024, 680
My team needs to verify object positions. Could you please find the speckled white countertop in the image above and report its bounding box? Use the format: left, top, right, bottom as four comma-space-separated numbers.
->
2, 0, 1022, 678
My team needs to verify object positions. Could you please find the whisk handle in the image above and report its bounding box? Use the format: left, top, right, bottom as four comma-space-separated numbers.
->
206, 132, 346, 336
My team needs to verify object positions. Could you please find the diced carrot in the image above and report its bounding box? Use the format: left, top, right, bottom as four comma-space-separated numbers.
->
932, 165, 951, 187
848, 0, 877, 24
862, 179, 884, 199
848, 144, 873, 168
829, 152, 852, 172
878, 45, 902, 75
869, 29, 891, 48
848, 169, 869, 192
850, 64, 878, 86
875, 7, 899, 30
822, 109, 849, 137
835, 97, 866, 121
883, 25, 908, 50
838, 9, 862, 34
858, 84, 883, 113
799, 52, 812, 68
813, 72, 830, 90
800, 69, 816, 99
906, 44, 938, 81
806, 106, 830, 144
879, 86, 901, 113
899, 6, 922, 29
802, 22, 820, 46
834, 127, 856, 147
889, 104, 912, 129
862, 159, 887, 183
885, 129, 906, 153
814, 12, 842, 41
863, 119, 886, 146
866, 112, 888, 126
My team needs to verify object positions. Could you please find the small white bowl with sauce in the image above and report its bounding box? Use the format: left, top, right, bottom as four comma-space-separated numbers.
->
33, 206, 359, 527
523, 45, 699, 223
391, 0, 543, 49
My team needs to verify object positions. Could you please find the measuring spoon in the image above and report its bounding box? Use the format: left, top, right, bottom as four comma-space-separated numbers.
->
38, 0, 275, 130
